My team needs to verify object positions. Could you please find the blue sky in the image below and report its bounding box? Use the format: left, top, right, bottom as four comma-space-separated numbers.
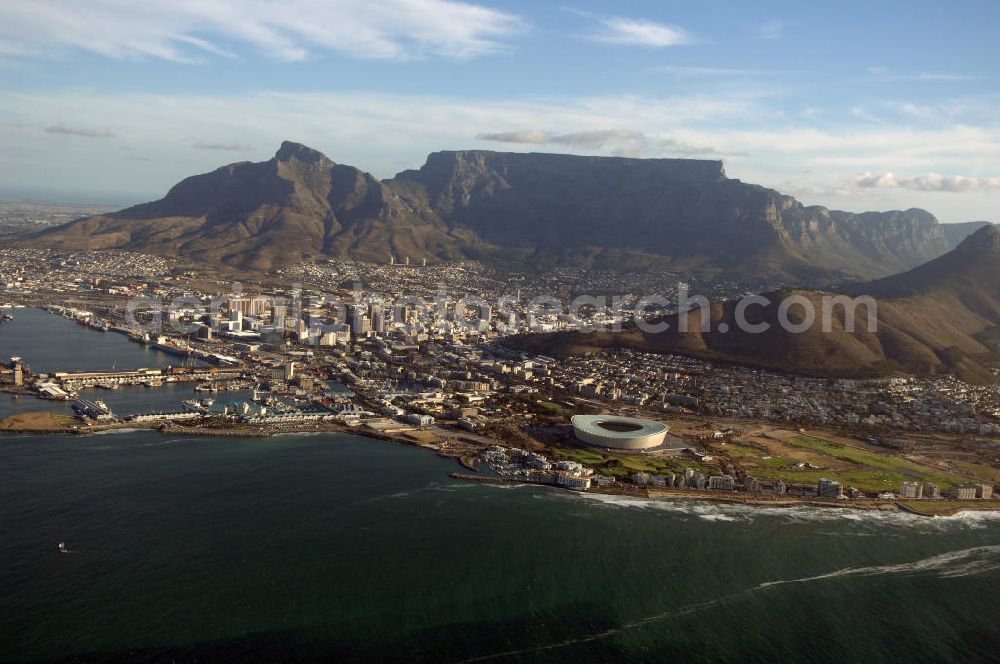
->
0, 0, 998, 222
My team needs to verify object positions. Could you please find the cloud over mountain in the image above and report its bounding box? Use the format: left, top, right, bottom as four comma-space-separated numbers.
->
476, 129, 725, 157
191, 141, 252, 151
855, 171, 1000, 192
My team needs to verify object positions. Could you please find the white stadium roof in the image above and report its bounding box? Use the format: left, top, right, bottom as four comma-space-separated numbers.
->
571, 414, 670, 450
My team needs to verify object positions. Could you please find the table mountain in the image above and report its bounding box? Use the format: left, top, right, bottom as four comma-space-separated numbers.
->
26, 142, 986, 280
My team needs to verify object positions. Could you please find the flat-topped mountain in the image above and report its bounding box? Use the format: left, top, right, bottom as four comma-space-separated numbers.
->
393, 150, 955, 278
27, 142, 987, 279
513, 226, 1000, 383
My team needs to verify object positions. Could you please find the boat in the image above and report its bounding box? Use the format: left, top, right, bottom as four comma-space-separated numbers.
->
150, 336, 193, 359
57, 541, 68, 554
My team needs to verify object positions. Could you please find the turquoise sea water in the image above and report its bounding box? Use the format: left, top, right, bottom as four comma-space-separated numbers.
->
3, 308, 1000, 662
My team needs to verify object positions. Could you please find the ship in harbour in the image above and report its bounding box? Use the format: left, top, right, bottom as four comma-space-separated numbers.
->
149, 336, 193, 359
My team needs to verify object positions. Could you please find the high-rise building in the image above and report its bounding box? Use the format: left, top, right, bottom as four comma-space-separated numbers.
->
900, 481, 923, 499
977, 484, 994, 499
923, 483, 941, 499
272, 304, 287, 330
12, 362, 24, 387
351, 311, 372, 336
229, 295, 270, 317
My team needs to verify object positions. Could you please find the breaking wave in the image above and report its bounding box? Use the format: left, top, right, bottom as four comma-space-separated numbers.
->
459, 544, 1000, 663
570, 491, 1000, 530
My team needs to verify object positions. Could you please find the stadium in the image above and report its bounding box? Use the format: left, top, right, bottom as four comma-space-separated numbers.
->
571, 415, 670, 450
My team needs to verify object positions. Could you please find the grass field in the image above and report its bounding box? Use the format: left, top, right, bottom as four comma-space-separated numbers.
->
953, 461, 1000, 483
723, 434, 969, 492
0, 412, 77, 431
899, 500, 997, 515
549, 445, 712, 479
536, 400, 574, 415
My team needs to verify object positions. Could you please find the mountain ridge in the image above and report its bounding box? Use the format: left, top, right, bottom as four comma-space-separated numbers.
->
25, 141, 991, 280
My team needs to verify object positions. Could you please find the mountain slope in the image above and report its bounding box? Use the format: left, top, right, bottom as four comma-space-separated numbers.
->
29, 142, 476, 269
26, 143, 989, 279
391, 150, 955, 278
513, 226, 1000, 383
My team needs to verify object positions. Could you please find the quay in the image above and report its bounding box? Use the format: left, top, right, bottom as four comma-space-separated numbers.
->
50, 366, 244, 390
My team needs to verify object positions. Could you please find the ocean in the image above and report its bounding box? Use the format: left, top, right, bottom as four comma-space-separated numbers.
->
3, 431, 1000, 662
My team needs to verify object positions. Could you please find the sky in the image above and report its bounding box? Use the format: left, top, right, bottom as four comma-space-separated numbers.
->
0, 0, 998, 222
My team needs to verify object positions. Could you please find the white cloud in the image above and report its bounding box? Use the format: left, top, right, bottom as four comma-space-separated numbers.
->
0, 0, 525, 62
656, 65, 761, 77
476, 130, 551, 144
43, 124, 115, 138
854, 172, 1000, 192
590, 17, 695, 47
867, 66, 987, 82
477, 129, 728, 157
756, 20, 786, 40
191, 141, 252, 151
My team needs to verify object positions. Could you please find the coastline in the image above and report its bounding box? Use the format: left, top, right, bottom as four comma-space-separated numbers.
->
3, 415, 1000, 518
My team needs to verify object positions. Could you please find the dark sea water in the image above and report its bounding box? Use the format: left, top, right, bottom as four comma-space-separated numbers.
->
3, 432, 1000, 663
0, 308, 244, 420
0, 307, 198, 375
3, 310, 1000, 663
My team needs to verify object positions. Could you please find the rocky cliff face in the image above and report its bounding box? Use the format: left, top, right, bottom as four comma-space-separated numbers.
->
27, 143, 988, 278
389, 150, 960, 278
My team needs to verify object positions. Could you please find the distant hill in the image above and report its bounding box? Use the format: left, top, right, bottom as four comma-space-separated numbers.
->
941, 221, 995, 247
512, 226, 1000, 383
26, 142, 993, 280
